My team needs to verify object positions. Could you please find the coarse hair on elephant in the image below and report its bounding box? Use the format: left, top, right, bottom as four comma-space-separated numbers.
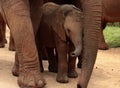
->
0, 13, 6, 48
36, 2, 83, 83
0, 0, 46, 88
98, 0, 120, 50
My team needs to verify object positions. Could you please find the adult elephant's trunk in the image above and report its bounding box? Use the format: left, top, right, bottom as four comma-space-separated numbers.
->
77, 0, 102, 88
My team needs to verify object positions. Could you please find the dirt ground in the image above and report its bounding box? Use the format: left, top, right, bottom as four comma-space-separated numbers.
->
0, 29, 120, 88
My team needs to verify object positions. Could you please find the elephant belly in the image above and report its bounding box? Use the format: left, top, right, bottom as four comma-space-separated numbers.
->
103, 0, 120, 22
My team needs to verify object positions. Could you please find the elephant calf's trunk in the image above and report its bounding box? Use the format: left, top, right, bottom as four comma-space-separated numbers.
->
70, 45, 82, 57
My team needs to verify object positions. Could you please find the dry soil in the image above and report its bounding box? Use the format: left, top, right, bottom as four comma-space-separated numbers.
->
0, 29, 120, 88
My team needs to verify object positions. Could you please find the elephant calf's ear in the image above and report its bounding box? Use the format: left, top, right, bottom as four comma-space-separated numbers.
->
52, 11, 66, 42
52, 21, 66, 42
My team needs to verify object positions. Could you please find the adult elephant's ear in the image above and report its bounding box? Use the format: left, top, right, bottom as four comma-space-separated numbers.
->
51, 8, 66, 42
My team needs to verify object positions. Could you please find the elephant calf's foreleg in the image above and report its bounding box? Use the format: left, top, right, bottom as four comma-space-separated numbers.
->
55, 35, 68, 83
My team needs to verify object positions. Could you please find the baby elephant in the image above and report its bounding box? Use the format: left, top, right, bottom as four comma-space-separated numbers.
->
36, 2, 83, 83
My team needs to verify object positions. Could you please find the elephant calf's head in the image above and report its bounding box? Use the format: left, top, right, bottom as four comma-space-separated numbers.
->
62, 5, 83, 57
41, 2, 84, 57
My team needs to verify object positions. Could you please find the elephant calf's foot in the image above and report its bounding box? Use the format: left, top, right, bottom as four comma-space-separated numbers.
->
56, 73, 69, 83
18, 71, 46, 88
68, 69, 78, 78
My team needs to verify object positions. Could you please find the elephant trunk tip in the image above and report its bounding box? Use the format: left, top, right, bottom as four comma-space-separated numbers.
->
70, 51, 80, 57
70, 46, 82, 57
70, 52, 76, 57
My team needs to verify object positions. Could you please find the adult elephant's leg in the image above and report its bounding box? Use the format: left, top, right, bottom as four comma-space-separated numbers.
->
1, 0, 46, 88
0, 14, 5, 48
0, 25, 4, 47
2, 21, 6, 43
12, 52, 19, 76
9, 32, 16, 51
77, 0, 102, 88
30, 0, 43, 35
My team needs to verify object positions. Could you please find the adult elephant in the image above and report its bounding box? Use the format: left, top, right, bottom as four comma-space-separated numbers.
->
0, 0, 46, 88
0, 13, 6, 48
98, 0, 120, 50
43, 0, 102, 88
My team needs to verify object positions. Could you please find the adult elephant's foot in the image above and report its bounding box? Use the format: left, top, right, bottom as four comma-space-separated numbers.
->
12, 63, 19, 76
18, 71, 46, 88
0, 43, 5, 48
68, 69, 78, 78
98, 42, 109, 50
56, 73, 69, 83
9, 45, 16, 51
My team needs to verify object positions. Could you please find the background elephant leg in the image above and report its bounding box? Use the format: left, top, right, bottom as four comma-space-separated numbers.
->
68, 43, 78, 78
1, 0, 45, 87
47, 47, 58, 73
12, 52, 19, 76
2, 22, 7, 43
0, 26, 4, 47
37, 48, 44, 72
0, 16, 6, 48
98, 22, 108, 50
55, 35, 68, 83
9, 32, 16, 51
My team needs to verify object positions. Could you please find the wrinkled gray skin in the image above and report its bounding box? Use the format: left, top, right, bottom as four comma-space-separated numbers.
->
36, 2, 83, 83
0, 0, 46, 88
